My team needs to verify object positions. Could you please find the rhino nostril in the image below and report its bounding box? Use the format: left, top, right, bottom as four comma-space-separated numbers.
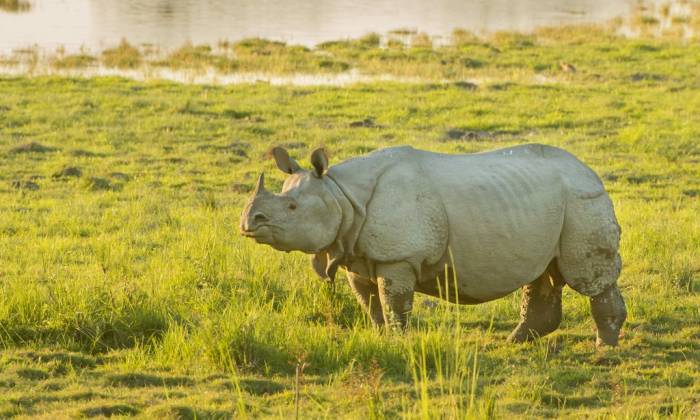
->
253, 212, 269, 225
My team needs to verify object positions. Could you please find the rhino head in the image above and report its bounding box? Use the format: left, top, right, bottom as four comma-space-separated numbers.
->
239, 147, 342, 255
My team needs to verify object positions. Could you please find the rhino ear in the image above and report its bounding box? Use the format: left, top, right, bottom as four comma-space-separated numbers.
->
271, 146, 301, 174
310, 148, 329, 178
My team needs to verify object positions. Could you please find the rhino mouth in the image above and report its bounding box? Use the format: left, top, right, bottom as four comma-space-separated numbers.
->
240, 226, 275, 244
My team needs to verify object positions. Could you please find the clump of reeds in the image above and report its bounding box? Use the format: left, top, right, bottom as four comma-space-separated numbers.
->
51, 54, 97, 69
102, 39, 142, 69
0, 0, 31, 13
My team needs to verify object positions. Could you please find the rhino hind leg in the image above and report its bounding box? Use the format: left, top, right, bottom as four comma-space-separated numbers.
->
556, 194, 621, 297
508, 262, 565, 343
556, 193, 626, 346
590, 283, 627, 347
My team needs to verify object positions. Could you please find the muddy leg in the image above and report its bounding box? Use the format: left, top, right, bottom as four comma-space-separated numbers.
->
590, 283, 627, 347
376, 263, 416, 332
347, 272, 384, 327
508, 267, 565, 343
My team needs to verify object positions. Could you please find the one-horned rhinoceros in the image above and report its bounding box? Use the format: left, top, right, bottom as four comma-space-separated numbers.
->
240, 144, 627, 346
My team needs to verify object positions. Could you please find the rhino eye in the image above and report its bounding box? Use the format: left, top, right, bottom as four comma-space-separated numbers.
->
288, 202, 297, 210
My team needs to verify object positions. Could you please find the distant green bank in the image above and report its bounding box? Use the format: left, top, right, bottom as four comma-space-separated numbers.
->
2, 8, 700, 83
0, 23, 699, 418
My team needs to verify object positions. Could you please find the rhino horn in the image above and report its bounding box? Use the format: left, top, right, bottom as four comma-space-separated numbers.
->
253, 173, 267, 195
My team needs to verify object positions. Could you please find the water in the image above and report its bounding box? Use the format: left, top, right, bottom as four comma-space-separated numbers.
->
0, 0, 640, 53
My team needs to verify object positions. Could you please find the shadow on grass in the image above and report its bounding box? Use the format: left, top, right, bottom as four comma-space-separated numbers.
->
81, 404, 140, 417
16, 367, 50, 380
11, 391, 97, 409
218, 378, 287, 395
106, 372, 195, 388
8, 141, 58, 154
25, 351, 97, 370
148, 405, 232, 420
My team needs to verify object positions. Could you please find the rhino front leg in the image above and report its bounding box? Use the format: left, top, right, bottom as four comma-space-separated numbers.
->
376, 263, 417, 331
347, 272, 384, 327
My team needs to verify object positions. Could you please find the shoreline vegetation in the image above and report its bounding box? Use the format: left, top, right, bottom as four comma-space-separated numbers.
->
0, 0, 30, 13
0, 4, 699, 419
1, 2, 700, 85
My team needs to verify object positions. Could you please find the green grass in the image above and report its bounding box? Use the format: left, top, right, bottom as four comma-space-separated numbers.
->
0, 27, 699, 418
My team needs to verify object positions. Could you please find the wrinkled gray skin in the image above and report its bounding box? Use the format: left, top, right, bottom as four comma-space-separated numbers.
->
240, 144, 627, 347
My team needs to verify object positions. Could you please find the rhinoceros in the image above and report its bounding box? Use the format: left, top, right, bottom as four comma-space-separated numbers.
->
240, 144, 627, 346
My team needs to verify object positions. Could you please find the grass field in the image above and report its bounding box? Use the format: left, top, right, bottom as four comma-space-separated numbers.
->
1, 25, 699, 418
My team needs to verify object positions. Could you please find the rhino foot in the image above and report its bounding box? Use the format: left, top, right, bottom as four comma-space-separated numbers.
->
508, 322, 541, 343
508, 266, 564, 343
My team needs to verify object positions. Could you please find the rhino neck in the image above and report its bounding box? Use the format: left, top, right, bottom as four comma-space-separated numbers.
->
316, 147, 411, 279
313, 175, 361, 280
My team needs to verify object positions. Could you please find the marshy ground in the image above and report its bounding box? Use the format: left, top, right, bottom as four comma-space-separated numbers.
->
0, 17, 699, 419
